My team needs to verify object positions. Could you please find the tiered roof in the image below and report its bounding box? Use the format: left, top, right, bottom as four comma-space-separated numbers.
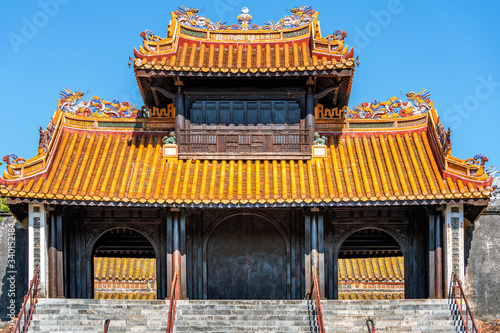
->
133, 6, 356, 74
0, 94, 493, 208
133, 6, 357, 110
0, 7, 493, 209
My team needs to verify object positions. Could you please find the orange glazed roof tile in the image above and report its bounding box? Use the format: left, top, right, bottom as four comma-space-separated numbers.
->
94, 257, 156, 282
0, 110, 493, 208
338, 292, 405, 300
132, 7, 357, 75
337, 256, 404, 283
94, 291, 156, 300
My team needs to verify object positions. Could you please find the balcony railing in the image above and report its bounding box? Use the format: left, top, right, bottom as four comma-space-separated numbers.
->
178, 129, 311, 159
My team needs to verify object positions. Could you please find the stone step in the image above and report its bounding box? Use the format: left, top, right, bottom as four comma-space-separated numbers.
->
28, 298, 462, 333
173, 324, 316, 330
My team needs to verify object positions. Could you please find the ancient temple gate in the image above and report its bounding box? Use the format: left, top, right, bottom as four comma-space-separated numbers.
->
0, 6, 493, 302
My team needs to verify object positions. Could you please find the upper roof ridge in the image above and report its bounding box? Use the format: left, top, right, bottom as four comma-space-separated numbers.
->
132, 6, 358, 72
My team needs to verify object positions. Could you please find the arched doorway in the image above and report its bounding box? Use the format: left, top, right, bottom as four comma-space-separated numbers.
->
206, 214, 287, 299
337, 228, 404, 300
92, 228, 157, 300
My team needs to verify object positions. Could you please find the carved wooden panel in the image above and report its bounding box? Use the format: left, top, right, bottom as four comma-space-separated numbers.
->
179, 129, 310, 158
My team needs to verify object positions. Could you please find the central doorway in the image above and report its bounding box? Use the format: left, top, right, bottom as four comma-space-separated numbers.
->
206, 214, 287, 299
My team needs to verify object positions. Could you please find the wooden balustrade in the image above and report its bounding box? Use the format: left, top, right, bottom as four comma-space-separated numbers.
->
178, 129, 311, 159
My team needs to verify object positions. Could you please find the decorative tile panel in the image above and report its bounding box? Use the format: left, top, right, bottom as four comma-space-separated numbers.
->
33, 217, 41, 270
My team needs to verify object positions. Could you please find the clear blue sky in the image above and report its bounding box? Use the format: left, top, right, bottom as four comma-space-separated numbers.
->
1, 0, 499, 171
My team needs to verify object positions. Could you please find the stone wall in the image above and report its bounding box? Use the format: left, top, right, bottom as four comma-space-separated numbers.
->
464, 198, 500, 329
0, 212, 28, 322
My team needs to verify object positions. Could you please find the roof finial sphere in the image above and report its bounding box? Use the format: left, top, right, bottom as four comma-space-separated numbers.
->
241, 7, 249, 14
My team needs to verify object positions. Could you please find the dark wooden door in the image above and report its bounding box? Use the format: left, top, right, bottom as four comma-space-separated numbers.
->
207, 215, 286, 299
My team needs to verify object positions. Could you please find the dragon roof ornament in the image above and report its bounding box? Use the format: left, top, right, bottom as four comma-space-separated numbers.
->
173, 6, 316, 31
39, 116, 56, 154
3, 154, 25, 166
348, 89, 433, 120
58, 88, 140, 119
133, 6, 357, 72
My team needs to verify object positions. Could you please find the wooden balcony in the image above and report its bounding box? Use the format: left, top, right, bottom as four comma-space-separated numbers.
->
178, 129, 311, 160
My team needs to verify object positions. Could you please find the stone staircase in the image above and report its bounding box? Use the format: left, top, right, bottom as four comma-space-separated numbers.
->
29, 299, 168, 333
28, 298, 465, 332
321, 299, 462, 332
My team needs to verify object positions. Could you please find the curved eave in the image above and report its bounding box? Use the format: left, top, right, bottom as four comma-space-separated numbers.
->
134, 66, 355, 77
1, 104, 493, 209
0, 111, 173, 184
134, 42, 354, 66
0, 117, 493, 207
1, 110, 65, 183
2, 196, 492, 209
339, 112, 494, 191
133, 17, 357, 75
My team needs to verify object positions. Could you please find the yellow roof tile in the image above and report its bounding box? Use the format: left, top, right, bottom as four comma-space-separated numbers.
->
133, 11, 356, 76
1, 117, 492, 205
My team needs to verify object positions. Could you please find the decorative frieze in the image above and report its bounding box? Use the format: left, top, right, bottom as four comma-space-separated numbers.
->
451, 217, 460, 274
444, 204, 464, 296
29, 204, 47, 297
33, 217, 40, 270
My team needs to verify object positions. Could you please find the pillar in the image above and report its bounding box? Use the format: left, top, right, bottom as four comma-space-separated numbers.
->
305, 208, 324, 298
56, 209, 64, 297
28, 204, 48, 297
428, 210, 436, 298
167, 208, 187, 299
443, 203, 464, 297
175, 86, 185, 143
47, 208, 65, 298
435, 213, 443, 298
48, 212, 57, 297
305, 86, 315, 143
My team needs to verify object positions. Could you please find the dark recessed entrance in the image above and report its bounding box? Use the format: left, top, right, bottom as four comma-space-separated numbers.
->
92, 228, 157, 300
207, 215, 286, 299
337, 228, 405, 300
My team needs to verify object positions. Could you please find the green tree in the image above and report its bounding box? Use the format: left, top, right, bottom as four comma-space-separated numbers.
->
0, 197, 8, 222
0, 197, 7, 210
0, 159, 9, 221
0, 159, 8, 221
